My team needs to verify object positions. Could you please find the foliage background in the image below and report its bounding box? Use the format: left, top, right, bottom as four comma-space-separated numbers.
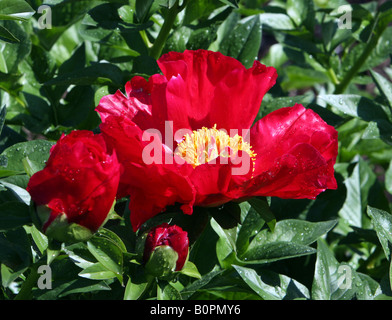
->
1, 0, 392, 300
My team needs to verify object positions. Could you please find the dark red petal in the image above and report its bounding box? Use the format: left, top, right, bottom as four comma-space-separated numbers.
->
169, 231, 189, 270
243, 104, 338, 199
128, 162, 195, 231
27, 131, 120, 232
158, 50, 277, 135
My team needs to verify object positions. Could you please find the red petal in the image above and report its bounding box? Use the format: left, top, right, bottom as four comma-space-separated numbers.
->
128, 163, 195, 231
245, 104, 338, 199
158, 50, 277, 135
27, 131, 121, 232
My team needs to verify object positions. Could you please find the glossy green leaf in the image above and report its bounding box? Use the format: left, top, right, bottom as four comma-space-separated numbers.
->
135, 0, 154, 23
312, 239, 358, 300
1, 140, 54, 188
210, 218, 237, 268
367, 206, 392, 260
234, 265, 310, 300
123, 266, 151, 300
236, 201, 265, 256
370, 70, 392, 108
248, 198, 276, 232
157, 280, 182, 300
287, 0, 314, 30
247, 219, 337, 248
44, 63, 124, 87
0, 201, 31, 231
339, 158, 376, 228
78, 262, 118, 280
181, 267, 224, 300
87, 235, 124, 283
0, 0, 35, 21
0, 228, 32, 272
237, 218, 336, 264
0, 25, 19, 43
241, 241, 316, 264
180, 260, 202, 279
258, 13, 296, 30
0, 21, 31, 73
26, 225, 48, 255
219, 15, 261, 68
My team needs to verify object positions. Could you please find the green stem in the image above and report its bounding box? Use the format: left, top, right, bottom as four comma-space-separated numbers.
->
149, 1, 182, 60
139, 29, 152, 49
334, 13, 383, 94
327, 67, 340, 86
14, 263, 42, 300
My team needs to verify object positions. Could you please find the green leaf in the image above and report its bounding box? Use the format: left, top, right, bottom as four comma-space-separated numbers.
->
258, 13, 296, 30
1, 140, 55, 188
355, 273, 382, 300
157, 280, 182, 300
154, 0, 177, 9
318, 94, 389, 119
87, 235, 124, 283
44, 63, 124, 87
210, 217, 237, 268
118, 5, 134, 23
78, 262, 118, 280
95, 228, 127, 253
219, 0, 238, 7
247, 219, 337, 248
282, 66, 329, 90
209, 11, 239, 52
135, 0, 153, 23
0, 228, 32, 271
180, 267, 224, 300
0, 201, 31, 231
0, 21, 31, 73
183, 0, 220, 25
0, 25, 19, 43
338, 158, 376, 228
287, 0, 314, 30
0, 181, 31, 205
318, 94, 392, 144
233, 265, 310, 300
186, 24, 219, 51
241, 241, 316, 264
390, 260, 392, 294
0, 105, 5, 136
0, 168, 24, 178
370, 70, 392, 108
123, 266, 151, 300
248, 197, 276, 232
312, 239, 357, 300
0, 0, 35, 21
22, 156, 42, 177
218, 15, 262, 68
385, 159, 392, 195
180, 260, 202, 279
63, 242, 97, 270
239, 219, 337, 264
367, 206, 392, 260
236, 201, 265, 256
26, 225, 48, 255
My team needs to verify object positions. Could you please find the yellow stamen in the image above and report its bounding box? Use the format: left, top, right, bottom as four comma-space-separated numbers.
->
175, 124, 256, 169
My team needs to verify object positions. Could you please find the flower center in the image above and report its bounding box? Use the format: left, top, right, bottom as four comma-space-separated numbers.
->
175, 125, 256, 168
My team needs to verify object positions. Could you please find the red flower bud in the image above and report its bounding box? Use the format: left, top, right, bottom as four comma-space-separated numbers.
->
26, 130, 121, 243
143, 223, 189, 272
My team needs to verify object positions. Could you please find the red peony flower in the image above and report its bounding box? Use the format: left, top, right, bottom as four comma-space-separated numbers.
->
96, 49, 338, 231
27, 130, 121, 242
143, 223, 189, 272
